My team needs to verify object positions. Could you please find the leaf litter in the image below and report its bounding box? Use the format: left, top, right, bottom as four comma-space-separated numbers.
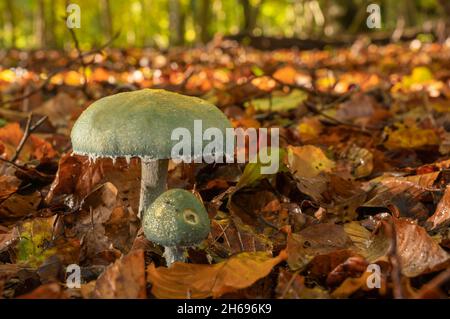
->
0, 40, 450, 299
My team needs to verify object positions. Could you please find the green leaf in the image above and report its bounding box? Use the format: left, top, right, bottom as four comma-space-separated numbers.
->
246, 89, 307, 112
251, 65, 265, 77
237, 147, 287, 189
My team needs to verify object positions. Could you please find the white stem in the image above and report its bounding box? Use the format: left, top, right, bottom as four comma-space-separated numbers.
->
163, 246, 186, 267
138, 159, 168, 218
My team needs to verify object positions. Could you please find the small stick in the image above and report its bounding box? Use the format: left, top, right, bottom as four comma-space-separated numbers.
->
67, 25, 92, 99
382, 219, 404, 299
11, 114, 48, 162
415, 268, 450, 298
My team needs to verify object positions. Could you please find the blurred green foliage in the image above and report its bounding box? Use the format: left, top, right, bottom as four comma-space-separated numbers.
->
0, 0, 446, 49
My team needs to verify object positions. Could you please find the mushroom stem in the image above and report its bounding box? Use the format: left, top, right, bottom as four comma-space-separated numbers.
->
163, 246, 186, 267
139, 159, 169, 218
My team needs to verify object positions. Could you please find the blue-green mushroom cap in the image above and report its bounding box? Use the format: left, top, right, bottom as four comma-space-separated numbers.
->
70, 89, 232, 160
143, 189, 210, 247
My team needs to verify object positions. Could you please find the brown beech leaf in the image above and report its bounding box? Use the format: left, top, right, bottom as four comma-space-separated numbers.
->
346, 217, 450, 277
360, 172, 440, 219
287, 223, 354, 271
64, 183, 138, 264
0, 123, 57, 161
147, 250, 287, 299
0, 175, 20, 200
393, 218, 450, 277
0, 190, 41, 224
34, 92, 83, 132
93, 249, 146, 299
46, 153, 141, 213
427, 185, 450, 230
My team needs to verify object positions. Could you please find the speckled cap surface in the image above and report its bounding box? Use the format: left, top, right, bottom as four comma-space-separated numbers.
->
143, 189, 210, 247
71, 89, 232, 160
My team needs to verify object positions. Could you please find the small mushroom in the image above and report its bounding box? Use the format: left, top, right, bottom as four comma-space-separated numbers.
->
142, 188, 210, 266
71, 89, 232, 217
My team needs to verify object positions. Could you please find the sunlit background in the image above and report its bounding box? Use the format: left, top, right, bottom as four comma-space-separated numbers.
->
0, 0, 449, 49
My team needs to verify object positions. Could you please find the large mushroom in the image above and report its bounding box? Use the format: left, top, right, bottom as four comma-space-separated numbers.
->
143, 188, 210, 266
71, 89, 232, 217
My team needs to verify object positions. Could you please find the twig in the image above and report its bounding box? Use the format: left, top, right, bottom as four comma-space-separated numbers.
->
382, 219, 404, 299
415, 268, 450, 298
0, 156, 24, 170
10, 114, 48, 162
280, 270, 301, 299
67, 25, 92, 99
304, 100, 378, 133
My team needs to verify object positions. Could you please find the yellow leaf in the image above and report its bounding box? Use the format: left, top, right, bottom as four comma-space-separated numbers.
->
147, 250, 287, 299
384, 124, 439, 150
297, 117, 323, 142
236, 147, 287, 189
287, 145, 335, 178
245, 89, 307, 112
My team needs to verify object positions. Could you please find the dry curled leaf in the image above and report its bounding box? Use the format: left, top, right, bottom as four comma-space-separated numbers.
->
427, 185, 450, 230
46, 153, 141, 212
393, 218, 450, 277
346, 217, 450, 277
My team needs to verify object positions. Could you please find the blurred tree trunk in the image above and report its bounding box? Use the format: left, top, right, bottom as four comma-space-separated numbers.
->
193, 0, 211, 44
100, 0, 114, 40
169, 0, 185, 46
36, 0, 46, 47
0, 11, 3, 47
139, 0, 149, 46
438, 0, 450, 38
4, 0, 16, 47
46, 0, 57, 48
240, 0, 260, 35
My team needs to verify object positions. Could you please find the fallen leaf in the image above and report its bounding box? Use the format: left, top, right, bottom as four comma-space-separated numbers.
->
93, 249, 146, 299
0, 175, 21, 199
46, 153, 141, 213
427, 185, 450, 230
297, 117, 323, 142
34, 92, 82, 132
287, 223, 353, 271
147, 250, 287, 299
236, 147, 287, 189
287, 145, 335, 179
0, 190, 41, 224
393, 218, 450, 277
346, 217, 450, 277
384, 124, 439, 150
245, 90, 307, 112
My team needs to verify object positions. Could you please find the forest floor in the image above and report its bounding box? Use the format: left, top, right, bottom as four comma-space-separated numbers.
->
0, 39, 449, 299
